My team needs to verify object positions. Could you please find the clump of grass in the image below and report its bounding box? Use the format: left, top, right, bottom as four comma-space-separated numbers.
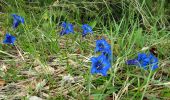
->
0, 0, 170, 99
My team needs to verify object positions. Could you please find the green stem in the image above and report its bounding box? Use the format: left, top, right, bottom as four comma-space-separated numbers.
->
141, 69, 153, 100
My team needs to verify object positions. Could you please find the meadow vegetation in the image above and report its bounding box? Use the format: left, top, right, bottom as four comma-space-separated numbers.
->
0, 0, 170, 99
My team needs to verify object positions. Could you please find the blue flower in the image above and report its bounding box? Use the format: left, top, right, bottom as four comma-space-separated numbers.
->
126, 59, 139, 65
91, 54, 111, 76
60, 22, 74, 35
12, 14, 25, 28
82, 24, 93, 37
95, 38, 111, 55
3, 33, 16, 45
126, 53, 158, 70
148, 53, 158, 70
137, 53, 150, 69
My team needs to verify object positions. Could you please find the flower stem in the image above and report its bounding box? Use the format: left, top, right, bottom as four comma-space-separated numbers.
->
141, 69, 153, 100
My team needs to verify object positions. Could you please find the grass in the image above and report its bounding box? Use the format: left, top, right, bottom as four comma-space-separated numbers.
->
0, 0, 170, 100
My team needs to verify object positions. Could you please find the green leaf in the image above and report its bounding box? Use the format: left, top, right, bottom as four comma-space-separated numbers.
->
89, 20, 97, 28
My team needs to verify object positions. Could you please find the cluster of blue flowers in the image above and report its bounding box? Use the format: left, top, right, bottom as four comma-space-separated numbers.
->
60, 22, 93, 37
91, 38, 112, 76
126, 53, 158, 70
3, 15, 93, 45
3, 14, 24, 45
2, 14, 159, 77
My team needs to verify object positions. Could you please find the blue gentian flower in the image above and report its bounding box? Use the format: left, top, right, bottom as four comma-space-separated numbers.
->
91, 54, 111, 76
126, 59, 139, 65
137, 53, 150, 69
3, 33, 16, 45
95, 38, 111, 55
148, 53, 158, 70
126, 53, 158, 70
82, 24, 93, 37
60, 22, 74, 35
12, 14, 25, 28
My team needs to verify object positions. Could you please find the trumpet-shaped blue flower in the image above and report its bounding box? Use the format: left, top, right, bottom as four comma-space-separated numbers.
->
137, 53, 150, 69
95, 38, 111, 55
148, 53, 158, 70
3, 33, 16, 45
82, 24, 93, 37
91, 54, 111, 76
12, 14, 25, 28
60, 22, 74, 35
126, 53, 158, 70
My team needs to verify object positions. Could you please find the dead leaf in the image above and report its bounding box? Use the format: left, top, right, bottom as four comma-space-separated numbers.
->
62, 74, 75, 83
76, 48, 81, 54
0, 79, 5, 87
34, 65, 55, 75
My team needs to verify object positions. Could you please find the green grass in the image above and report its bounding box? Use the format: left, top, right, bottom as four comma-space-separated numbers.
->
0, 0, 170, 100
